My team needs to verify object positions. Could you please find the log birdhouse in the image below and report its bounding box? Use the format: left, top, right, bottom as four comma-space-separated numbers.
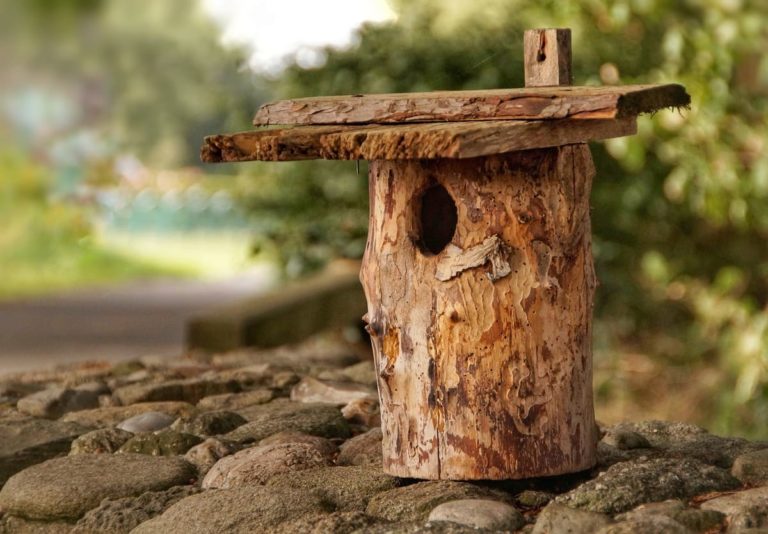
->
202, 29, 690, 480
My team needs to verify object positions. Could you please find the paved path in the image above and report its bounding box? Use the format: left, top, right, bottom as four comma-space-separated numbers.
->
0, 268, 275, 375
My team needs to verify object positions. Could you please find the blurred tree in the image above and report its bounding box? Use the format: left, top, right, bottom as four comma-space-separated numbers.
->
0, 0, 264, 168
0, 0, 264, 295
242, 0, 768, 435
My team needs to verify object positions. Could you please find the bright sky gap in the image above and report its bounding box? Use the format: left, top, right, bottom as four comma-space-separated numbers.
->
201, 0, 397, 73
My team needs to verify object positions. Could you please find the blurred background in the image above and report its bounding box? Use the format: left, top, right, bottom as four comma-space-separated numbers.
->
0, 0, 766, 437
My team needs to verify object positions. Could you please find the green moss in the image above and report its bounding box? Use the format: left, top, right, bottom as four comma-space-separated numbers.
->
119, 431, 202, 456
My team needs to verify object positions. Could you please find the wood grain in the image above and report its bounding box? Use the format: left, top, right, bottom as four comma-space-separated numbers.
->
201, 118, 636, 162
252, 84, 689, 125
524, 28, 572, 87
360, 146, 598, 479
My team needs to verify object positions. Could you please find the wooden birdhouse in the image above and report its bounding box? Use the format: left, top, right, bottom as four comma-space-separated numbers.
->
201, 29, 689, 480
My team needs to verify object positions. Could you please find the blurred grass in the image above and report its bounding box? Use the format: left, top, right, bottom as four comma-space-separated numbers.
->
98, 230, 258, 278
0, 206, 259, 300
0, 208, 187, 300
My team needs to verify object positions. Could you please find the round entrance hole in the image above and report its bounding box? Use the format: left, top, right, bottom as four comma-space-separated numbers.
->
418, 183, 457, 255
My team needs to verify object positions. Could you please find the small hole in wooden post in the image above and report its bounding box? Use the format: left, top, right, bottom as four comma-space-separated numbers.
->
537, 32, 547, 61
417, 183, 457, 255
524, 28, 572, 87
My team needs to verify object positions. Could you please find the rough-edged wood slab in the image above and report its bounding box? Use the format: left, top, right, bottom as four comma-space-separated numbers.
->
202, 118, 636, 162
253, 84, 689, 125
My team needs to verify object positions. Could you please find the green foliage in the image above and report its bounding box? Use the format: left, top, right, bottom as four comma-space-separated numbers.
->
235, 161, 369, 276
243, 0, 768, 435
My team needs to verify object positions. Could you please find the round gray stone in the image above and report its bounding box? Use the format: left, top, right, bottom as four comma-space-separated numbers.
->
171, 410, 247, 436
605, 421, 766, 468
70, 428, 133, 455
366, 481, 510, 522
532, 503, 612, 534
672, 508, 725, 532
109, 360, 145, 377
202, 442, 331, 489
290, 377, 375, 405
602, 428, 652, 450
0, 515, 75, 533
0, 453, 196, 520
618, 499, 687, 518
700, 486, 768, 530
0, 416, 88, 486
196, 388, 275, 412
60, 402, 194, 428
352, 520, 494, 533
118, 430, 203, 456
595, 515, 690, 534
618, 499, 725, 533
72, 485, 199, 534
184, 437, 239, 476
337, 427, 383, 466
428, 499, 525, 531
341, 397, 381, 427
131, 486, 329, 534
226, 399, 351, 443
732, 448, 768, 485
516, 490, 554, 508
17, 387, 100, 420
555, 457, 741, 514
273, 511, 378, 534
113, 378, 240, 406
267, 465, 400, 511
258, 430, 338, 457
117, 412, 175, 433
340, 360, 376, 386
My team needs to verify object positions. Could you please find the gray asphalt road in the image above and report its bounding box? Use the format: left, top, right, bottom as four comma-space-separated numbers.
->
0, 269, 275, 375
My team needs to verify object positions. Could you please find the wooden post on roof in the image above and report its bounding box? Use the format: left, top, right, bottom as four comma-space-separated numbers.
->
201, 28, 690, 480
524, 28, 572, 87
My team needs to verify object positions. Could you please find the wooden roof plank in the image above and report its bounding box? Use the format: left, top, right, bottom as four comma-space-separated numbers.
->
202, 117, 637, 163
252, 84, 688, 126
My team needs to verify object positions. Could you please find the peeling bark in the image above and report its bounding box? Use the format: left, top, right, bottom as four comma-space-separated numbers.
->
201, 119, 637, 163
435, 235, 515, 282
360, 145, 598, 480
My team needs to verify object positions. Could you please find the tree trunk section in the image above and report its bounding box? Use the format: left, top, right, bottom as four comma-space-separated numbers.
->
360, 144, 598, 479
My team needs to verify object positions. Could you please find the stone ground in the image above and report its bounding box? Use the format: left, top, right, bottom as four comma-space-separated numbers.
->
1, 335, 767, 533
0, 271, 273, 374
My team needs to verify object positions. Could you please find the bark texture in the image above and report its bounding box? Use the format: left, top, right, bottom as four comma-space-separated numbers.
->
201, 118, 636, 163
360, 145, 598, 479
